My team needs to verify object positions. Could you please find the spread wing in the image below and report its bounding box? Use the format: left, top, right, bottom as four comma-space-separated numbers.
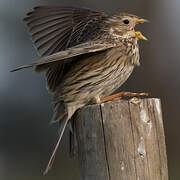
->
24, 6, 107, 56
12, 6, 113, 92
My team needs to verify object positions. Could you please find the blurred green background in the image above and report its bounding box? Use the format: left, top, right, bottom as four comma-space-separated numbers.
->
0, 0, 179, 179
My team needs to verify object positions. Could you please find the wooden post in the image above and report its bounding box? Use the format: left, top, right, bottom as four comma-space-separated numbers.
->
74, 98, 168, 180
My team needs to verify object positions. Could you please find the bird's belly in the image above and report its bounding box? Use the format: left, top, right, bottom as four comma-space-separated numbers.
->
99, 62, 135, 98
60, 48, 137, 104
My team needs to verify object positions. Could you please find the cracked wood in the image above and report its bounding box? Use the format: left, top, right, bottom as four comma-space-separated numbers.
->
74, 98, 168, 180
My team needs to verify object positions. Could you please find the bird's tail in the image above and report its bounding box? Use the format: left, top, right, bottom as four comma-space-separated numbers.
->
43, 114, 69, 175
43, 102, 80, 175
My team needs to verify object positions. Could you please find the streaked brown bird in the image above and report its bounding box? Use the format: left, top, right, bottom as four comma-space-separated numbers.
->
11, 6, 148, 174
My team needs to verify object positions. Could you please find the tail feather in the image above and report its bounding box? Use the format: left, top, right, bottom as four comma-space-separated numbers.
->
43, 103, 79, 175
43, 114, 69, 175
51, 101, 67, 124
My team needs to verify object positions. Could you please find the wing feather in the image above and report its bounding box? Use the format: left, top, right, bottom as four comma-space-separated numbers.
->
11, 42, 114, 72
14, 6, 111, 92
24, 6, 106, 56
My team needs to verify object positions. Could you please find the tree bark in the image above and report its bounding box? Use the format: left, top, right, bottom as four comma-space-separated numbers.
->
74, 98, 168, 180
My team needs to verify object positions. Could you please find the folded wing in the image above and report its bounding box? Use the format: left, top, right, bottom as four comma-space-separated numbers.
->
11, 42, 114, 72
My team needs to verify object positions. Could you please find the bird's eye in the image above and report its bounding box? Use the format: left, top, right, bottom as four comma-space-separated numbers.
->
123, 19, 129, 24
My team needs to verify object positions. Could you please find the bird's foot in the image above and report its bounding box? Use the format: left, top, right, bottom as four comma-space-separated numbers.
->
100, 92, 149, 103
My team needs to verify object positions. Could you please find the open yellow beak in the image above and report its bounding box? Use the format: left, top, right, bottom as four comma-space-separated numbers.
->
135, 31, 148, 41
135, 19, 149, 40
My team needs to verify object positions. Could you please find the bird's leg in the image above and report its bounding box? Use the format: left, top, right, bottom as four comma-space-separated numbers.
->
100, 92, 148, 103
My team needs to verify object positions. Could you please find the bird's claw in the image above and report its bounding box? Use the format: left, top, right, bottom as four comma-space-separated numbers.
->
100, 91, 149, 103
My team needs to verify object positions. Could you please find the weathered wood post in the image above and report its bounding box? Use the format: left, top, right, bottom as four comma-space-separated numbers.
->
74, 98, 168, 180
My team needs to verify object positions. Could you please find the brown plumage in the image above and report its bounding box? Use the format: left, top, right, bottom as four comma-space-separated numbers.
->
11, 6, 148, 174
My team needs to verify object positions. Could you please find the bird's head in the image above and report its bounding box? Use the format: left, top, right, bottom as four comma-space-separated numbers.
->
107, 14, 149, 41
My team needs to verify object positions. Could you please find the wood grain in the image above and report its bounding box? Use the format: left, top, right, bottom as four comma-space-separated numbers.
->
74, 98, 168, 180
